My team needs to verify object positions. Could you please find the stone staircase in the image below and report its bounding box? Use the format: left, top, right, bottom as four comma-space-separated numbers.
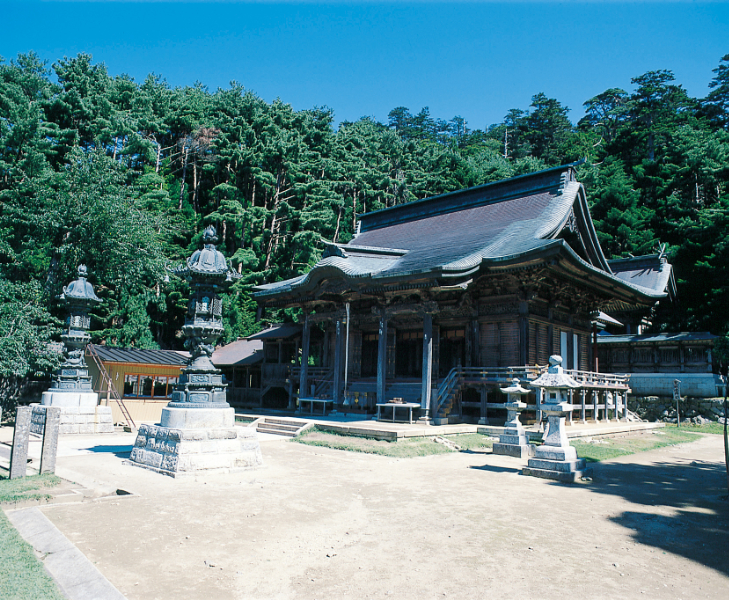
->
255, 417, 308, 437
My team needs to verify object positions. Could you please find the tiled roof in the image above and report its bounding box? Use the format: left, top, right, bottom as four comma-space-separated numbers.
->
597, 332, 717, 345
608, 254, 675, 297
88, 345, 189, 366
254, 164, 671, 308
247, 324, 302, 340
212, 339, 263, 366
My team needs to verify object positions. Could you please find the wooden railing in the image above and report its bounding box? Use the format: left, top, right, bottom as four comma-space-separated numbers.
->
86, 344, 136, 430
433, 365, 629, 422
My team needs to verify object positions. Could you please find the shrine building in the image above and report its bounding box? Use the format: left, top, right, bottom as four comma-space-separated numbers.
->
253, 164, 674, 424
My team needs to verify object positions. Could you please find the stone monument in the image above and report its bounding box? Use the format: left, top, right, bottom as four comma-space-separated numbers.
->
522, 356, 592, 482
39, 265, 114, 434
492, 378, 534, 458
128, 226, 262, 476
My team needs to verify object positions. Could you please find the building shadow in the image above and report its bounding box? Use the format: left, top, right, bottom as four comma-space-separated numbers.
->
578, 458, 729, 576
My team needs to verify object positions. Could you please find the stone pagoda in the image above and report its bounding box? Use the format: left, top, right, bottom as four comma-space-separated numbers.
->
522, 356, 592, 483
39, 265, 113, 434
128, 226, 262, 476
492, 378, 534, 458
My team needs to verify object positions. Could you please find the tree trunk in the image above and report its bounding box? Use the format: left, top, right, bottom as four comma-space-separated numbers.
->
333, 205, 343, 243
263, 170, 284, 271
193, 160, 199, 212
179, 144, 189, 211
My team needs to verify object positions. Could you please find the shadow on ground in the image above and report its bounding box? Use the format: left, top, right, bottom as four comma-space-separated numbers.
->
468, 464, 521, 474
85, 445, 132, 458
580, 457, 729, 576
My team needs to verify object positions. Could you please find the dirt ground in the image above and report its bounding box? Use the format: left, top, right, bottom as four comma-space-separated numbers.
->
15, 432, 729, 600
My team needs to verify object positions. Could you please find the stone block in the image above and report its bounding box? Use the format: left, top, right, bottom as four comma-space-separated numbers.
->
79, 405, 95, 415
60, 424, 80, 434
78, 423, 95, 435
95, 423, 115, 434
527, 457, 586, 473
521, 465, 592, 483
145, 451, 163, 469
178, 441, 201, 455
207, 428, 238, 440
200, 440, 219, 453
493, 443, 534, 458
160, 454, 178, 471
533, 445, 577, 462
189, 453, 232, 471
181, 430, 206, 441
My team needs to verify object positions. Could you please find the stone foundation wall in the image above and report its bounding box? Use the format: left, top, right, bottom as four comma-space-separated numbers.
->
628, 396, 727, 424
30, 404, 114, 434
129, 424, 263, 476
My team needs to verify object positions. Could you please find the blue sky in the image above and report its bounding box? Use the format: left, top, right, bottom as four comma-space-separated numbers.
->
2, 1, 728, 129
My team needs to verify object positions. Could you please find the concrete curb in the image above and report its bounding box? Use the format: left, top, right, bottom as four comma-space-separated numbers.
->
6, 507, 126, 600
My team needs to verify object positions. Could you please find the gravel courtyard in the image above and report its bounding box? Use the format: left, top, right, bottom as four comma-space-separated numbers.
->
9, 430, 729, 600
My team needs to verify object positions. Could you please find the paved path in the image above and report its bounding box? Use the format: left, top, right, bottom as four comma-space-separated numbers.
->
8, 508, 126, 600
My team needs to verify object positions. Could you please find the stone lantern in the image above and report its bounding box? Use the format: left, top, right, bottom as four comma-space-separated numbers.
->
522, 356, 592, 482
40, 265, 114, 434
128, 226, 262, 476
492, 378, 534, 458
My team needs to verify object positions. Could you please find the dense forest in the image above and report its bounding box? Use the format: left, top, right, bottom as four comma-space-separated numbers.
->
1, 51, 729, 403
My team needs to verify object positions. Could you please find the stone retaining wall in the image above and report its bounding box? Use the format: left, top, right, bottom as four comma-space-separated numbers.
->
628, 395, 727, 424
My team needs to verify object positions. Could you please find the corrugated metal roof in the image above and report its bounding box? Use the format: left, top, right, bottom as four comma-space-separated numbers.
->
597, 332, 717, 345
212, 339, 263, 366
88, 344, 189, 366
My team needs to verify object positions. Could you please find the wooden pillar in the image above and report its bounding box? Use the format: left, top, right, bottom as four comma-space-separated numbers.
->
299, 314, 310, 399
333, 320, 343, 406
567, 389, 573, 425
471, 320, 480, 367
478, 387, 489, 425
519, 301, 528, 366
580, 389, 586, 423
535, 388, 543, 426
592, 323, 599, 372
421, 313, 433, 418
377, 312, 388, 404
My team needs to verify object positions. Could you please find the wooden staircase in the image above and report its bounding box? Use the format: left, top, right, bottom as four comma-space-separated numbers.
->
256, 417, 308, 437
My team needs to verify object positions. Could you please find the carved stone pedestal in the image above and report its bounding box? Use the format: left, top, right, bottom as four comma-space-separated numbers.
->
522, 414, 592, 483
127, 410, 262, 478
493, 379, 534, 458
522, 356, 591, 483
39, 392, 114, 435
127, 226, 262, 477
493, 427, 534, 458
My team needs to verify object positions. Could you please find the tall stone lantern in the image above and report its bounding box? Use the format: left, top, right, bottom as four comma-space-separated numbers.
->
128, 226, 263, 476
40, 265, 114, 434
522, 356, 591, 482
492, 378, 534, 458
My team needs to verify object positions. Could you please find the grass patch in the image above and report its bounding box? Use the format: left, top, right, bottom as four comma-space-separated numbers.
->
0, 510, 66, 600
675, 422, 727, 435
293, 428, 494, 458
571, 428, 702, 463
0, 474, 62, 505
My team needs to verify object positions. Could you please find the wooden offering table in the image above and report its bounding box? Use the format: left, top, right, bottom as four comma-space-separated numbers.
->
298, 398, 334, 415
376, 402, 420, 424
